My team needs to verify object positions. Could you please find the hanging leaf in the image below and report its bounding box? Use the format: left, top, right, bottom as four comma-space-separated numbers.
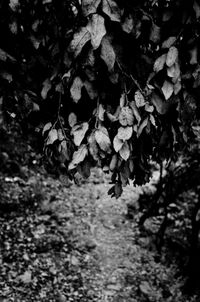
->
70, 77, 83, 103
46, 129, 58, 145
113, 135, 124, 152
149, 23, 161, 43
95, 127, 111, 152
166, 46, 178, 67
121, 14, 134, 33
82, 0, 101, 16
174, 81, 182, 95
162, 36, 176, 49
71, 122, 89, 146
130, 101, 141, 124
151, 92, 169, 114
119, 106, 134, 126
137, 118, 148, 137
162, 80, 174, 100
135, 90, 146, 107
88, 132, 99, 161
58, 129, 65, 141
167, 63, 180, 80
153, 54, 166, 73
100, 36, 116, 71
69, 27, 91, 57
117, 126, 133, 141
68, 112, 77, 128
98, 104, 105, 121
109, 154, 118, 171
41, 79, 51, 100
42, 122, 52, 135
119, 141, 130, 161
84, 81, 98, 99
86, 14, 106, 49
68, 144, 88, 170
145, 103, 154, 113
102, 0, 121, 22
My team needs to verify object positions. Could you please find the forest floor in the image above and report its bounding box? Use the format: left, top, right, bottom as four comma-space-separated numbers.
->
0, 166, 199, 302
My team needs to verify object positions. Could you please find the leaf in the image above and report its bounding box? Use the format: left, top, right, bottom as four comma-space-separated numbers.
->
139, 281, 152, 296
88, 133, 99, 161
137, 118, 148, 137
121, 14, 134, 33
119, 141, 130, 161
86, 14, 106, 49
9, 0, 19, 11
82, 0, 101, 16
42, 122, 52, 135
193, 1, 200, 19
153, 54, 166, 73
71, 122, 89, 146
149, 23, 161, 43
84, 81, 98, 99
41, 79, 51, 100
130, 101, 141, 124
102, 0, 121, 22
100, 36, 116, 71
151, 92, 169, 114
58, 129, 65, 141
68, 144, 88, 170
119, 107, 134, 126
166, 46, 178, 67
167, 63, 180, 80
95, 127, 111, 152
174, 81, 182, 95
98, 104, 105, 121
162, 80, 174, 100
70, 77, 83, 103
114, 182, 123, 198
46, 129, 58, 145
113, 135, 124, 152
69, 27, 91, 57
19, 271, 32, 284
68, 112, 77, 127
145, 103, 154, 113
135, 90, 146, 107
117, 126, 133, 141
162, 36, 176, 49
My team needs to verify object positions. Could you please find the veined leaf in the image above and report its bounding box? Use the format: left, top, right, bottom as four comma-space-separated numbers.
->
68, 144, 88, 170
119, 106, 134, 126
68, 112, 77, 128
71, 122, 89, 146
82, 0, 101, 16
135, 90, 145, 107
100, 36, 116, 71
46, 129, 58, 145
70, 76, 83, 103
113, 135, 124, 152
119, 141, 130, 161
162, 36, 176, 49
166, 46, 178, 67
69, 27, 91, 57
153, 54, 166, 73
88, 132, 99, 161
42, 122, 52, 136
102, 0, 121, 22
86, 14, 106, 49
117, 126, 133, 141
162, 80, 174, 100
137, 118, 148, 138
95, 126, 111, 152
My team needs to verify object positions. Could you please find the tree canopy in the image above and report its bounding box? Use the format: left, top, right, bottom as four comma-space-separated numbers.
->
1, 0, 200, 196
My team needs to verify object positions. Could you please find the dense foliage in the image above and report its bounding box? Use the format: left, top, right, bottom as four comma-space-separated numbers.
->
1, 0, 200, 196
